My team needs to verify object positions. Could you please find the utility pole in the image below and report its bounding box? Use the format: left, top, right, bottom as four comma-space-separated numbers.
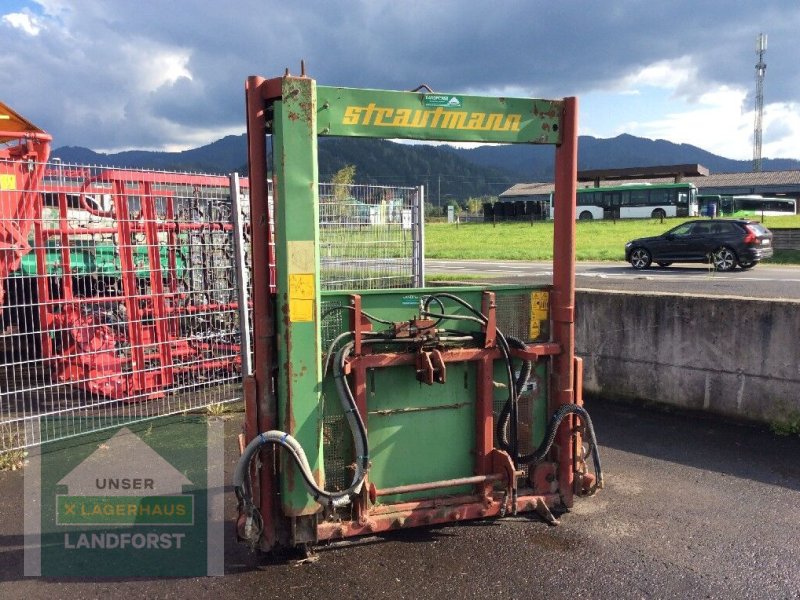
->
753, 33, 767, 172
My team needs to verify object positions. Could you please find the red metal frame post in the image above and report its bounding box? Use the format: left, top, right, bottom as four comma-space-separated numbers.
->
551, 97, 579, 507
475, 292, 496, 480
113, 180, 148, 396
244, 75, 280, 548
140, 182, 174, 390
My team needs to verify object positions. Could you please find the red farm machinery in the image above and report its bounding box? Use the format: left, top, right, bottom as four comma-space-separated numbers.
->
1, 102, 245, 404
234, 72, 602, 555
0, 102, 51, 309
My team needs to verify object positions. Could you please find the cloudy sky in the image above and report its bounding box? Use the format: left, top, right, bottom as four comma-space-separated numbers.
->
2, 0, 799, 160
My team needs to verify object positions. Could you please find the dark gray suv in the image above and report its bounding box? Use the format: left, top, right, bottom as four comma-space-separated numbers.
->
625, 219, 773, 271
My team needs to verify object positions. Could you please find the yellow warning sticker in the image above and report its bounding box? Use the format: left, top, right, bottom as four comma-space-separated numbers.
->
529, 291, 549, 339
0, 174, 16, 191
289, 273, 315, 322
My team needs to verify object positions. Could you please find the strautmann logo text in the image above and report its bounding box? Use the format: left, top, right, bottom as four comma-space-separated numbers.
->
342, 102, 523, 133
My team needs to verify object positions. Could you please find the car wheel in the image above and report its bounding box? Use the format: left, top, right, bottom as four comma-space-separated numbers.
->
712, 247, 737, 272
738, 259, 756, 270
656, 262, 672, 268
579, 211, 593, 220
630, 248, 652, 270
651, 208, 666, 219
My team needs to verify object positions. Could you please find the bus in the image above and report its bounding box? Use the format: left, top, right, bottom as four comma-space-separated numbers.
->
699, 194, 797, 218
550, 182, 699, 220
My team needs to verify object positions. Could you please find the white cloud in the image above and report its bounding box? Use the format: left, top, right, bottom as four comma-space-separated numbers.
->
2, 11, 41, 36
618, 57, 696, 94
623, 86, 751, 158
121, 42, 193, 92
584, 57, 800, 161
616, 84, 800, 162
761, 102, 800, 159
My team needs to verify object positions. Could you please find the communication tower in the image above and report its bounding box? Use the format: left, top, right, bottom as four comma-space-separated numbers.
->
753, 33, 767, 172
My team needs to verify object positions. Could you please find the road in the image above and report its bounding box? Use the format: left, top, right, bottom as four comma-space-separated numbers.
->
426, 259, 800, 299
2, 400, 799, 599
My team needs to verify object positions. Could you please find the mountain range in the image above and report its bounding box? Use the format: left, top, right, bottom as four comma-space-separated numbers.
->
52, 134, 800, 203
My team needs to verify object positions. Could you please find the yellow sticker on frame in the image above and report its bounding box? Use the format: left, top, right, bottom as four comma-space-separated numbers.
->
289, 273, 315, 322
529, 291, 549, 340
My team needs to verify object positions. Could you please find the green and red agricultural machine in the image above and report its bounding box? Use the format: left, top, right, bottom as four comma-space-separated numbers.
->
234, 71, 602, 554
0, 103, 243, 401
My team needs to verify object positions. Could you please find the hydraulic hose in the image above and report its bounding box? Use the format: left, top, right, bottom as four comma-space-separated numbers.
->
494, 335, 532, 455
235, 332, 460, 515
519, 403, 604, 489
235, 290, 603, 535
421, 293, 602, 487
234, 340, 369, 512
421, 293, 528, 459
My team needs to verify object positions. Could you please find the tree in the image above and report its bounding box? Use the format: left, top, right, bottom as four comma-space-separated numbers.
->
466, 197, 483, 214
332, 164, 356, 203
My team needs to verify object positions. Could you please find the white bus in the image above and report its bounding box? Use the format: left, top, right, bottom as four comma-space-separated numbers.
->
550, 182, 700, 220
701, 195, 797, 218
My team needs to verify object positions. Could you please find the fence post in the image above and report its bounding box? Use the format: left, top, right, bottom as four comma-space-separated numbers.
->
414, 184, 425, 287
230, 172, 253, 378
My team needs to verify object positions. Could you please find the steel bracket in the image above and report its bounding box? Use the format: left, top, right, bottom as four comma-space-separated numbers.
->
415, 347, 446, 385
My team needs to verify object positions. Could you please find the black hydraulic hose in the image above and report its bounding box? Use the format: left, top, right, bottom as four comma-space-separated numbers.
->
495, 335, 532, 456
421, 293, 523, 457
323, 330, 353, 377
235, 333, 437, 515
321, 304, 396, 326
234, 340, 370, 511
518, 403, 604, 488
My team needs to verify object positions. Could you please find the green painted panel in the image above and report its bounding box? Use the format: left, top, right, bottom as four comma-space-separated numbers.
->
13, 241, 184, 279
367, 363, 475, 503
273, 78, 324, 516
319, 284, 552, 504
317, 86, 563, 144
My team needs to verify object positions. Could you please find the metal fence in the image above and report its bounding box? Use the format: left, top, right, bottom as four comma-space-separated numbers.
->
0, 163, 246, 452
0, 160, 423, 452
319, 183, 424, 289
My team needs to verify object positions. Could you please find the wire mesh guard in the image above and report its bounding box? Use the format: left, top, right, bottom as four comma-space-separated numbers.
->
0, 161, 423, 452
319, 183, 421, 290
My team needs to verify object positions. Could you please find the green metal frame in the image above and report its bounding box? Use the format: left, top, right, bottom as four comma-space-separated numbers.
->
244, 70, 579, 548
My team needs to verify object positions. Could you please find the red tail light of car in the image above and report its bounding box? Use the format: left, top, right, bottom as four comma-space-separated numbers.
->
743, 225, 760, 245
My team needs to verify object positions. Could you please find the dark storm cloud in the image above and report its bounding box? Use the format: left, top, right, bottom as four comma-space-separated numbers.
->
1, 0, 797, 150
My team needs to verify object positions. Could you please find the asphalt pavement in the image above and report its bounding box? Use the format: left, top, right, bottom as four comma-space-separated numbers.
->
425, 260, 800, 300
2, 398, 799, 599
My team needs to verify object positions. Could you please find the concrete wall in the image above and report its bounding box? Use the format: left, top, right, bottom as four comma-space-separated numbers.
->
576, 289, 800, 424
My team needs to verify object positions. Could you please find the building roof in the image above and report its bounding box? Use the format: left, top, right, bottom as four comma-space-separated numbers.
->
578, 164, 709, 182
500, 168, 800, 198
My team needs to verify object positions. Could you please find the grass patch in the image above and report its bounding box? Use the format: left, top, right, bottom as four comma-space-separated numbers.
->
765, 250, 800, 265
427, 216, 800, 263
205, 402, 232, 418
426, 273, 485, 282
427, 218, 695, 261
0, 422, 27, 471
770, 408, 800, 436
0, 449, 26, 471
